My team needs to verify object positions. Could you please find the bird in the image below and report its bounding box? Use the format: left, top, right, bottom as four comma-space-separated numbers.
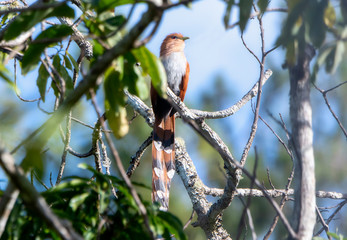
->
150, 33, 190, 211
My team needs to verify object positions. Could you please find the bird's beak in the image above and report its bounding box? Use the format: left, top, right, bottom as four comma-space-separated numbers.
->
182, 36, 189, 41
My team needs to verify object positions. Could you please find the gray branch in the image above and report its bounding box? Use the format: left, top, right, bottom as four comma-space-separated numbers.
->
288, 44, 316, 240
58, 17, 93, 59
175, 139, 232, 239
204, 187, 347, 199
190, 69, 272, 119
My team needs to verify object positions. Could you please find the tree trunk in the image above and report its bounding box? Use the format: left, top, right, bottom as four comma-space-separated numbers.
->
288, 45, 316, 240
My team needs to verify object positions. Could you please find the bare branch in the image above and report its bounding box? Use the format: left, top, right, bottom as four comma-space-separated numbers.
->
127, 133, 153, 177
315, 200, 347, 236
125, 90, 154, 126
315, 206, 332, 240
227, 7, 287, 29
190, 69, 272, 119
57, 17, 93, 59
56, 111, 72, 185
205, 188, 347, 200
313, 82, 347, 138
175, 139, 231, 239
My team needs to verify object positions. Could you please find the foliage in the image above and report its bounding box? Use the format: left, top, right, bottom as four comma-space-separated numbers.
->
1, 164, 186, 240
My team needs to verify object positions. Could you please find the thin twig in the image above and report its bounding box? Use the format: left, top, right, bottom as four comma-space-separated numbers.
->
183, 210, 195, 230
127, 133, 153, 177
313, 82, 347, 138
315, 200, 347, 236
315, 206, 332, 240
13, 58, 41, 102
56, 111, 72, 185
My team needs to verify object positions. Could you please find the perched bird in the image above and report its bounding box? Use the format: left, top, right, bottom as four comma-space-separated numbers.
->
150, 33, 190, 211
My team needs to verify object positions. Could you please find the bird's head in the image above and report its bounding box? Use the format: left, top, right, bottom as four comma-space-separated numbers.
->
160, 33, 189, 56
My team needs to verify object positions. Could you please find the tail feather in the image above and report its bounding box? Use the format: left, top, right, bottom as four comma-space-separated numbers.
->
152, 115, 175, 211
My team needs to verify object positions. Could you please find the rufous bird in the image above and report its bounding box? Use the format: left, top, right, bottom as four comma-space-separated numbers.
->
150, 33, 190, 211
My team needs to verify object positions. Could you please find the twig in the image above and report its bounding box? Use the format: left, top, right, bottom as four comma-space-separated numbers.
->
236, 147, 258, 240
127, 133, 153, 177
13, 58, 41, 102
227, 7, 287, 29
314, 200, 347, 236
266, 168, 275, 190
33, 170, 49, 190
0, 1, 67, 15
134, 15, 162, 48
315, 206, 332, 240
313, 82, 347, 138
67, 147, 94, 158
56, 111, 72, 185
70, 117, 112, 133
183, 210, 195, 230
58, 17, 93, 59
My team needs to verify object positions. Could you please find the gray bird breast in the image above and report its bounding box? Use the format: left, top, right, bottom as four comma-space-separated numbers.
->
161, 52, 187, 96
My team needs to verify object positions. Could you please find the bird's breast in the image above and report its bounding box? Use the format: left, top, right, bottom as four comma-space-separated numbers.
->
161, 52, 187, 96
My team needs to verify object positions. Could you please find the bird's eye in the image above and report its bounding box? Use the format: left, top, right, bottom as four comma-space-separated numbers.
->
171, 36, 178, 39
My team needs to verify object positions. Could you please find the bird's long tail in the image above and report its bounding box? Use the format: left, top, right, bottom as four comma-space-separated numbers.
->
151, 114, 175, 211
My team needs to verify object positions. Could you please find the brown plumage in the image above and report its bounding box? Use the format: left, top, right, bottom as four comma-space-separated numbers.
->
150, 33, 190, 211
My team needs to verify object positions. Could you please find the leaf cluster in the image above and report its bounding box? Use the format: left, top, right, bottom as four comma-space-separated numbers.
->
1, 164, 186, 240
277, 0, 347, 80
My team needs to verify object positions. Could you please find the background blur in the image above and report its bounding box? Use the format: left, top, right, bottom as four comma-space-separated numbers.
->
1, 0, 347, 239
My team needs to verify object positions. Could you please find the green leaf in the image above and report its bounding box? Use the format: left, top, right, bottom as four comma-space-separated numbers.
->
52, 54, 73, 91
324, 3, 336, 28
63, 55, 72, 70
131, 47, 167, 98
68, 53, 79, 72
325, 41, 345, 74
238, 0, 253, 32
311, 44, 333, 81
105, 15, 126, 29
103, 65, 129, 138
104, 68, 126, 110
257, 0, 269, 13
22, 25, 73, 74
223, 0, 234, 29
69, 193, 90, 211
0, 64, 14, 88
106, 106, 129, 139
276, 1, 307, 47
306, 0, 327, 48
157, 211, 186, 240
21, 145, 44, 178
92, 0, 137, 13
4, 2, 74, 40
36, 63, 50, 102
